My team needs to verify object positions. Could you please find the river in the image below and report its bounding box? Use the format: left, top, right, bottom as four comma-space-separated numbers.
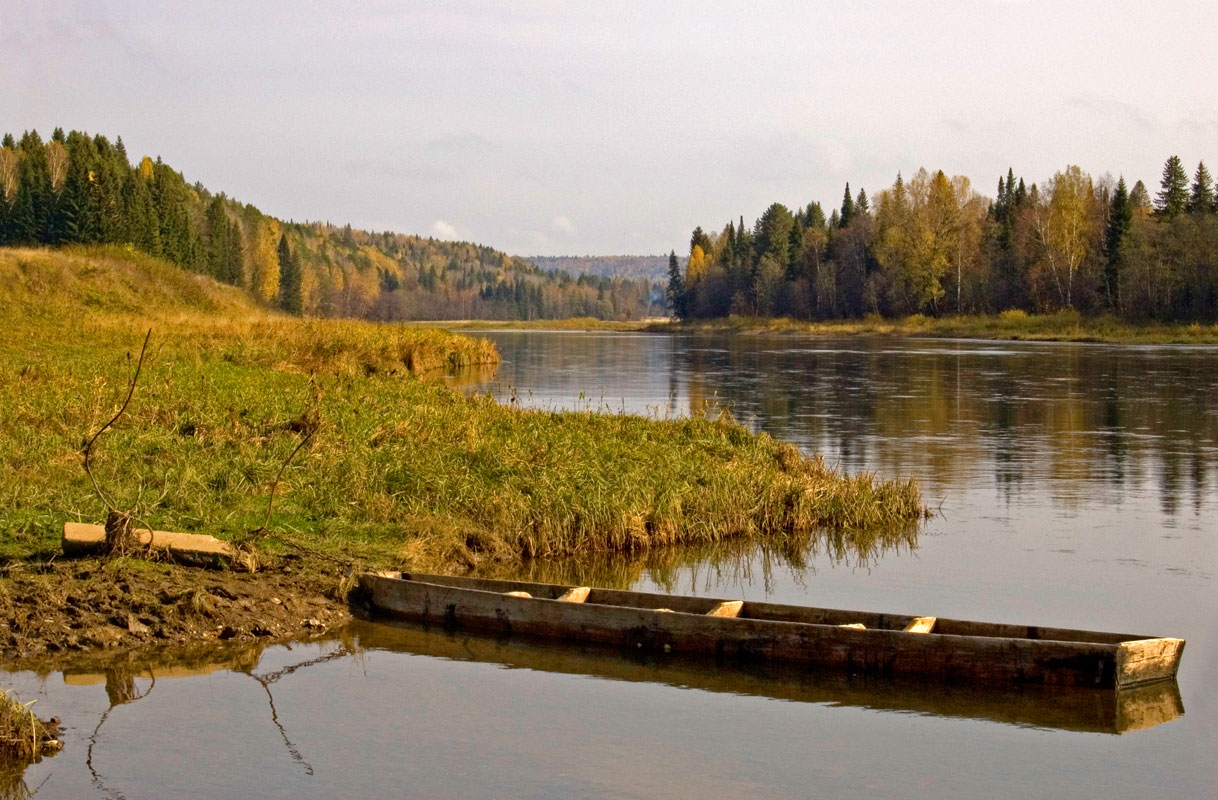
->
5, 331, 1215, 798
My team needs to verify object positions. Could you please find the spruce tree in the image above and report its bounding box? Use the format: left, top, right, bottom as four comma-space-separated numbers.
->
1188, 161, 1214, 213
1104, 177, 1132, 310
689, 226, 711, 255
15, 130, 50, 244
277, 234, 304, 314
224, 219, 244, 285
204, 196, 230, 279
855, 187, 869, 215
1155, 155, 1189, 217
839, 183, 855, 228
665, 250, 686, 320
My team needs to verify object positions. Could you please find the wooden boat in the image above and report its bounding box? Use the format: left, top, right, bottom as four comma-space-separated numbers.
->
348, 620, 1185, 734
358, 572, 1185, 689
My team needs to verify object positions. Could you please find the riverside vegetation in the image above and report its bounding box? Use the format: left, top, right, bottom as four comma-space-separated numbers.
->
657, 310, 1218, 344
668, 158, 1218, 325
0, 246, 926, 660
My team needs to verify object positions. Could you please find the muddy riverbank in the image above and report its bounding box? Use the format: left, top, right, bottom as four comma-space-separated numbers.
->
0, 557, 353, 668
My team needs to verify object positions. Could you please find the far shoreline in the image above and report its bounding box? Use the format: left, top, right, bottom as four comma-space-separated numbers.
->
403, 313, 1218, 345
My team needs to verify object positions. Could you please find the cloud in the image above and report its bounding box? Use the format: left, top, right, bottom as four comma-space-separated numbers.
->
431, 219, 459, 238
550, 215, 576, 234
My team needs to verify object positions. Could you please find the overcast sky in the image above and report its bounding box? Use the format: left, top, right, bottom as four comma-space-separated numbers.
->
3, 1, 1215, 255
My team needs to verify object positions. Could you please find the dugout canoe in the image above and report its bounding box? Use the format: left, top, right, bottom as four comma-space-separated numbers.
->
349, 621, 1184, 734
357, 572, 1185, 689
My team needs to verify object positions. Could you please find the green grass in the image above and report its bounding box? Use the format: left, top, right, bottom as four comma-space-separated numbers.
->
0, 246, 926, 571
654, 312, 1218, 344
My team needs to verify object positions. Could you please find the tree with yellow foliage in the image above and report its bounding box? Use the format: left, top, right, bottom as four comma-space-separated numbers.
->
686, 244, 708, 285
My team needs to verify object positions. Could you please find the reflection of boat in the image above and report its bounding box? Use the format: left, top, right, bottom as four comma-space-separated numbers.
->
358, 573, 1185, 689
348, 620, 1184, 735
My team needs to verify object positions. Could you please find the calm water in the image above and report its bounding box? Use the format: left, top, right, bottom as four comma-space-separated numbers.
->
6, 332, 1215, 798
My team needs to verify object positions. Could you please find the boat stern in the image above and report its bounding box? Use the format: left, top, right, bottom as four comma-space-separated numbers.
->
1116, 637, 1185, 687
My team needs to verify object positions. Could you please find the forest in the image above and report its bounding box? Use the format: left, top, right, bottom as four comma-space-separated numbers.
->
522, 255, 677, 283
669, 157, 1218, 322
0, 128, 665, 321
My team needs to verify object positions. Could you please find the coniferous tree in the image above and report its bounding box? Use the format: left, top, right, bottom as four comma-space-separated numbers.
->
839, 183, 855, 228
13, 130, 50, 244
855, 187, 869, 215
1188, 161, 1214, 213
276, 234, 304, 314
204, 196, 230, 279
1104, 176, 1132, 310
1156, 155, 1189, 217
689, 226, 712, 256
665, 249, 686, 320
224, 219, 244, 285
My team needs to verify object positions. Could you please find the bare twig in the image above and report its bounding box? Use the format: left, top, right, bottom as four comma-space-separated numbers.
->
258, 426, 316, 534
81, 329, 158, 554
82, 329, 152, 515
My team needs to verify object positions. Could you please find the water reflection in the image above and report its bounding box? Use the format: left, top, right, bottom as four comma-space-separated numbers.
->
347, 621, 1183, 736
0, 619, 1187, 796
474, 523, 920, 593
677, 337, 1218, 513
39, 640, 349, 797
471, 333, 1218, 517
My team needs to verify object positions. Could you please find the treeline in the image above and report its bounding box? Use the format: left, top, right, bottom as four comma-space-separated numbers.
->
668, 157, 1218, 321
522, 255, 679, 283
0, 128, 665, 321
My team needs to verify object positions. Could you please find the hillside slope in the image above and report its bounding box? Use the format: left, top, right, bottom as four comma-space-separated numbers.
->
0, 128, 663, 321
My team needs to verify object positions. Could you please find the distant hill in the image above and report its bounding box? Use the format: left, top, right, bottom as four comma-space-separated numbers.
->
519, 255, 683, 283
0, 128, 665, 321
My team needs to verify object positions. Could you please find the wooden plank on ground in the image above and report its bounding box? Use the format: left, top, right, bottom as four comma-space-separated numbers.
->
62, 522, 257, 571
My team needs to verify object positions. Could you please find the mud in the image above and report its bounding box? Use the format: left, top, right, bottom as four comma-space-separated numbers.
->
0, 554, 354, 668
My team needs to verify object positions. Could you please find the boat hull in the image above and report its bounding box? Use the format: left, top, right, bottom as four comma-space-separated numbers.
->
358, 572, 1184, 689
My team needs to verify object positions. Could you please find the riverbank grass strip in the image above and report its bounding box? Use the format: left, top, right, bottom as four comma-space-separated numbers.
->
656, 312, 1218, 344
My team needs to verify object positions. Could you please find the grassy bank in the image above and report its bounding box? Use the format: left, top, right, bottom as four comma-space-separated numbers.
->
1, 246, 925, 571
650, 311, 1218, 344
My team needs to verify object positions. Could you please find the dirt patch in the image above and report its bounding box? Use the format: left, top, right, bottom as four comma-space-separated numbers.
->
0, 555, 354, 667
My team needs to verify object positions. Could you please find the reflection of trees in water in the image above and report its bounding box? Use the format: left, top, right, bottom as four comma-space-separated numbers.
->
477, 523, 920, 592
675, 336, 1218, 517
80, 640, 355, 796
238, 644, 357, 777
